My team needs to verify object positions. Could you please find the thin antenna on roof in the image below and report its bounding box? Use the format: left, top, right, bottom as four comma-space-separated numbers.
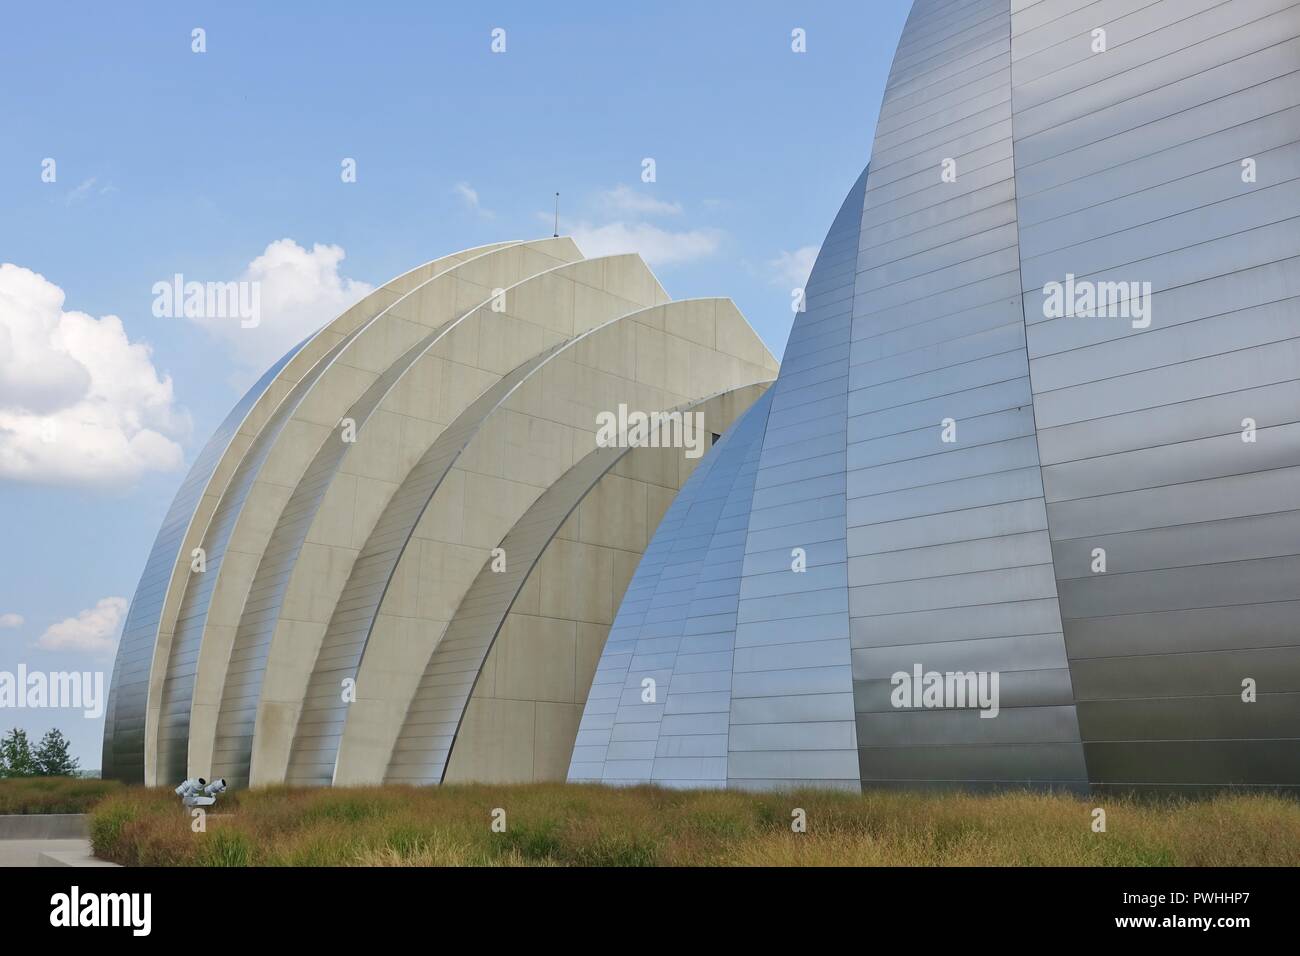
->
553, 192, 560, 238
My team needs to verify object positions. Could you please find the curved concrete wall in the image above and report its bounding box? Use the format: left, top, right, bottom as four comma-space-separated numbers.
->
193, 239, 582, 785
327, 297, 775, 786
105, 244, 508, 784
103, 237, 778, 787
407, 384, 770, 784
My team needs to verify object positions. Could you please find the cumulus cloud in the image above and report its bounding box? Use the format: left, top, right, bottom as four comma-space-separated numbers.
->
768, 246, 819, 288
38, 596, 127, 653
598, 185, 683, 217
185, 239, 374, 375
453, 182, 494, 218
553, 187, 720, 269
568, 221, 723, 268
0, 263, 188, 487
0, 613, 23, 629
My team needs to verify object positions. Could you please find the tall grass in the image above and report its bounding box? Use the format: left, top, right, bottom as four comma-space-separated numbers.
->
88, 783, 1300, 866
0, 776, 123, 814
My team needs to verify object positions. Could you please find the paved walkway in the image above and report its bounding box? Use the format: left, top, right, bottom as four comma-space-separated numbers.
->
0, 838, 120, 867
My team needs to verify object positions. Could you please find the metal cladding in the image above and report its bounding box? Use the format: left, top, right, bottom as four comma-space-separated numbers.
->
101, 239, 778, 786
106, 0, 1300, 794
572, 0, 1300, 792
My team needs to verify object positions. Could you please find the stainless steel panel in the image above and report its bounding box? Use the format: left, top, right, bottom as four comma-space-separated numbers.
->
567, 390, 772, 787
100, 340, 304, 782
1016, 0, 1300, 790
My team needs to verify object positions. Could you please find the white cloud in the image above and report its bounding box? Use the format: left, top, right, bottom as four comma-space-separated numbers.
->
768, 246, 818, 288
0, 263, 189, 487
0, 613, 23, 629
66, 177, 96, 205
187, 239, 374, 375
598, 185, 683, 217
453, 182, 494, 218
38, 596, 127, 653
568, 221, 723, 268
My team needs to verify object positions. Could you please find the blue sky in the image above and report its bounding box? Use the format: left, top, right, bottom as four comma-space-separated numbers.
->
0, 0, 910, 769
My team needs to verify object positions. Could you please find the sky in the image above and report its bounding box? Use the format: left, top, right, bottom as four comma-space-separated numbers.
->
0, 0, 911, 771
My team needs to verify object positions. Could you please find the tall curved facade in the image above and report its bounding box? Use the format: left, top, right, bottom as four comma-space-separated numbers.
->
103, 238, 778, 786
108, 0, 1300, 793
572, 0, 1300, 792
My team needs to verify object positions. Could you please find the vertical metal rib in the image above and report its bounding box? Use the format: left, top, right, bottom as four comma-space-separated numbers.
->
101, 339, 305, 782
208, 318, 457, 784
154, 328, 368, 784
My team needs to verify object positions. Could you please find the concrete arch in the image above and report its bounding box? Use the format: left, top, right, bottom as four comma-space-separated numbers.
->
175, 239, 582, 785
287, 296, 776, 786
268, 254, 673, 786
388, 383, 772, 785
106, 243, 506, 784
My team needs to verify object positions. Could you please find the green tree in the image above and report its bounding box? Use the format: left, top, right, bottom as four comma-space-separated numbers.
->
35, 728, 80, 777
0, 728, 39, 777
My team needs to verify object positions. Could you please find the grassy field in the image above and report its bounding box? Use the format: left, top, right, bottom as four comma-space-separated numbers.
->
0, 776, 124, 814
88, 782, 1300, 866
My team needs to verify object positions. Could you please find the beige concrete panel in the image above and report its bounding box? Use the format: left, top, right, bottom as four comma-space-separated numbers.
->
244, 269, 770, 788
492, 615, 578, 704
203, 551, 260, 630
379, 352, 445, 421
718, 300, 777, 373
139, 245, 516, 784
533, 701, 585, 781
574, 472, 649, 551
575, 621, 608, 700
664, 297, 717, 349
139, 274, 431, 785
186, 240, 581, 781
289, 362, 381, 429
537, 539, 617, 626
275, 544, 356, 625
247, 251, 654, 785
349, 477, 400, 549
440, 385, 772, 783
646, 483, 679, 539
409, 469, 465, 546
610, 545, 643, 607
382, 378, 774, 784
440, 698, 537, 784
351, 300, 763, 784
416, 541, 485, 622
255, 419, 333, 489
238, 617, 325, 779
331, 616, 441, 786
302, 472, 357, 549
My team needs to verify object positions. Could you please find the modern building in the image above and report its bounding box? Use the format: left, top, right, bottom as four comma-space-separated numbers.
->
107, 0, 1300, 792
570, 0, 1300, 793
101, 240, 778, 787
